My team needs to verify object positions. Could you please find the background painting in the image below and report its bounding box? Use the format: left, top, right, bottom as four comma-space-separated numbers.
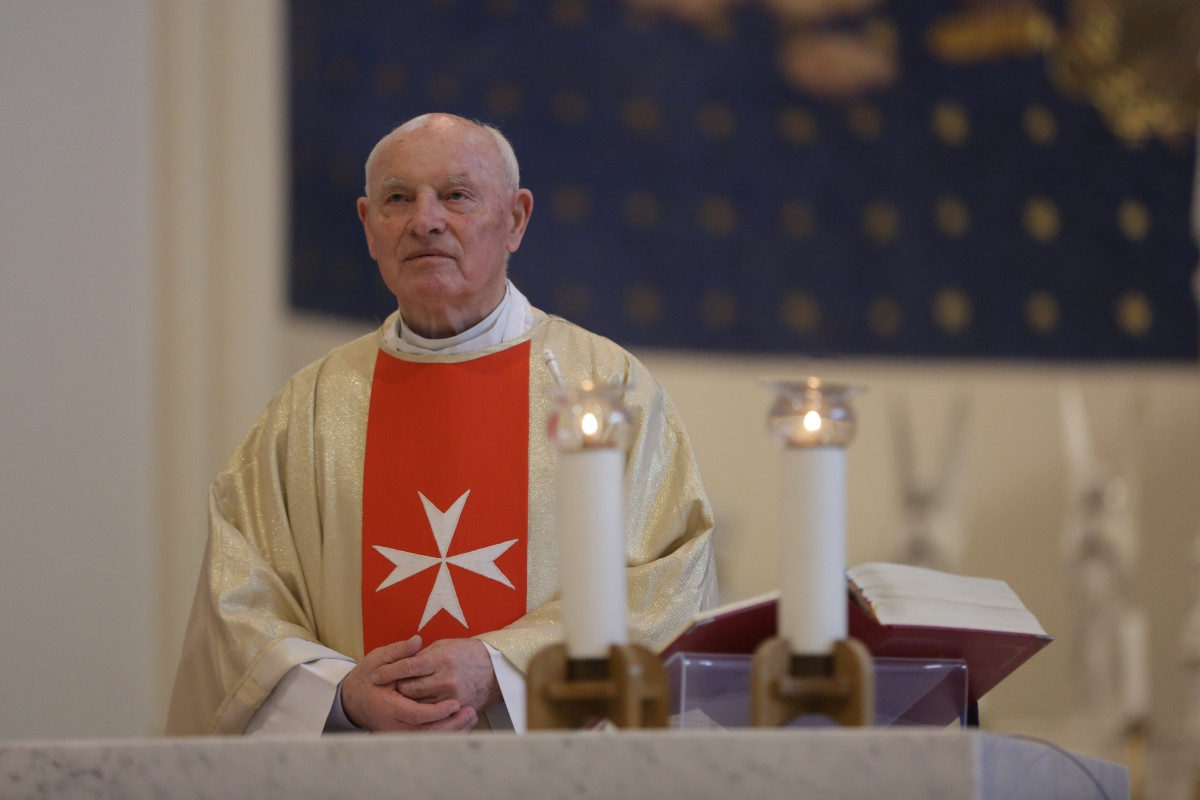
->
289, 0, 1198, 359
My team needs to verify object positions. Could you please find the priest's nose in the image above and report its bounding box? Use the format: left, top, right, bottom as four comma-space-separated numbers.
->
407, 192, 448, 236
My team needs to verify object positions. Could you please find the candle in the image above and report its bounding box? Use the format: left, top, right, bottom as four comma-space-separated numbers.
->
779, 446, 847, 654
764, 378, 861, 657
558, 447, 627, 658
548, 378, 632, 661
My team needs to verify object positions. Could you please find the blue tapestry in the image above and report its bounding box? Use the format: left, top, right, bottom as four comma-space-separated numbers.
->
289, 0, 1198, 360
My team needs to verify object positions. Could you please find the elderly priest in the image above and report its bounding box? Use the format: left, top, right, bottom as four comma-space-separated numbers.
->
167, 113, 718, 735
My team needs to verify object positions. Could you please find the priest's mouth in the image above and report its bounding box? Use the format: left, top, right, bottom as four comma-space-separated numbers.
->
405, 251, 456, 264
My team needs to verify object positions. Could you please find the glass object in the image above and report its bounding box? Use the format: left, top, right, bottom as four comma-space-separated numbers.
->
665, 652, 969, 729
763, 377, 863, 448
547, 379, 632, 453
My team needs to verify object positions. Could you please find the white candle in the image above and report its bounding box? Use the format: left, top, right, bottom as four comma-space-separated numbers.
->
557, 448, 627, 659
779, 446, 847, 655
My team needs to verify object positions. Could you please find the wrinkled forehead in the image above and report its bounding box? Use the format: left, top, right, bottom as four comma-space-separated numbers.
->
365, 119, 505, 193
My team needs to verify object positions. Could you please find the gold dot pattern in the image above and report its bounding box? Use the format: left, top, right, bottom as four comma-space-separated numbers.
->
623, 97, 663, 134
778, 108, 818, 147
698, 102, 738, 141
780, 201, 816, 239
701, 289, 739, 331
932, 102, 969, 146
623, 6, 656, 34
1023, 104, 1057, 145
553, 280, 592, 319
626, 284, 663, 326
848, 103, 882, 140
290, 5, 1198, 361
485, 0, 518, 15
1023, 197, 1061, 243
695, 14, 735, 41
781, 292, 821, 334
371, 63, 407, 96
552, 185, 591, 223
868, 296, 902, 338
1025, 291, 1059, 334
864, 200, 901, 245
1116, 292, 1153, 338
623, 191, 661, 230
864, 16, 899, 52
934, 196, 970, 238
1117, 199, 1151, 242
552, 0, 588, 27
551, 91, 590, 126
700, 196, 738, 237
485, 82, 523, 117
427, 73, 461, 104
933, 287, 972, 334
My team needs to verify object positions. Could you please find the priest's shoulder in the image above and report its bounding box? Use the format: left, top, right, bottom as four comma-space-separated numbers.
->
276, 320, 383, 399
537, 312, 654, 383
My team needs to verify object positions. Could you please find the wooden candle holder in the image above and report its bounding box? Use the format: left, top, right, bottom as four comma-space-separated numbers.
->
526, 643, 669, 730
749, 636, 875, 728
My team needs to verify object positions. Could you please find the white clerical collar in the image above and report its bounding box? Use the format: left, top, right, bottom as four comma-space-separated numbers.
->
385, 280, 534, 355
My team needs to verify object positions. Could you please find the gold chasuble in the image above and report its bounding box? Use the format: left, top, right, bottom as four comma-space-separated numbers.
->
362, 344, 530, 652
167, 311, 717, 735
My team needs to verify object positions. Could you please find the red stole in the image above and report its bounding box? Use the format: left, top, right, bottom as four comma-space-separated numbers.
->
361, 342, 530, 653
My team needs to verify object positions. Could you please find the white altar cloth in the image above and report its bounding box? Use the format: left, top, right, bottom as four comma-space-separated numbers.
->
0, 728, 1127, 800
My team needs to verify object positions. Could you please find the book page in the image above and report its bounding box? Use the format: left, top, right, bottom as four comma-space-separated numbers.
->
848, 562, 1047, 635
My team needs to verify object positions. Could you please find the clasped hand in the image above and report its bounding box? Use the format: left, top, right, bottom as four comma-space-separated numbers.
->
341, 635, 501, 732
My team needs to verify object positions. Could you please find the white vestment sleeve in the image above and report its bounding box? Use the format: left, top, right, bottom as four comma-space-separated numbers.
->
483, 643, 526, 733
243, 639, 356, 737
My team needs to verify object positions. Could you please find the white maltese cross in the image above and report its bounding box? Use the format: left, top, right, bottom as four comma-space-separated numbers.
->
373, 490, 518, 630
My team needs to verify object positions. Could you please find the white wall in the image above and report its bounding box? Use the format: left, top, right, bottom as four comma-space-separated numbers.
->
154, 0, 287, 724
0, 0, 285, 740
0, 1, 155, 738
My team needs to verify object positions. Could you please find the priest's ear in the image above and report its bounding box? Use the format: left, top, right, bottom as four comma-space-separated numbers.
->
506, 189, 533, 254
357, 195, 380, 262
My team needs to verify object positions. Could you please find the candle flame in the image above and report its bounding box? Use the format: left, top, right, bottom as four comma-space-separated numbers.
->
802, 410, 822, 432
581, 412, 599, 437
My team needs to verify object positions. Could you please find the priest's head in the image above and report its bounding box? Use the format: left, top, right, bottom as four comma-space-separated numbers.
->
358, 113, 534, 339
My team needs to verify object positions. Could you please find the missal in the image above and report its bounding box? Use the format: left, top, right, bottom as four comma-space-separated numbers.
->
659, 562, 1052, 704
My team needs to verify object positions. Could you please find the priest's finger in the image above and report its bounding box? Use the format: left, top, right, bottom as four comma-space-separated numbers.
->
367, 634, 423, 677
394, 675, 445, 703
394, 638, 500, 710
367, 636, 426, 686
382, 694, 465, 729
407, 705, 478, 733
372, 645, 439, 685
342, 649, 456, 731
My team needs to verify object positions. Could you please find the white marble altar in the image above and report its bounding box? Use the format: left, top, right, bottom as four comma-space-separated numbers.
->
0, 729, 1127, 800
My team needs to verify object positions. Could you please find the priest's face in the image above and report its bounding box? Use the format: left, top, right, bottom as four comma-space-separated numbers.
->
358, 115, 533, 338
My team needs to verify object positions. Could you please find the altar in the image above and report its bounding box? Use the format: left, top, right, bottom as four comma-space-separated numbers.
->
0, 728, 1126, 800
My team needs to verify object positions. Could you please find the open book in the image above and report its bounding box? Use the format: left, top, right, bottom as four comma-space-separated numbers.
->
659, 562, 1052, 704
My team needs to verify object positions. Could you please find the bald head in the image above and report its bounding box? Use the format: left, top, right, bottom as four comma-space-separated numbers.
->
364, 113, 520, 198
355, 111, 534, 339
